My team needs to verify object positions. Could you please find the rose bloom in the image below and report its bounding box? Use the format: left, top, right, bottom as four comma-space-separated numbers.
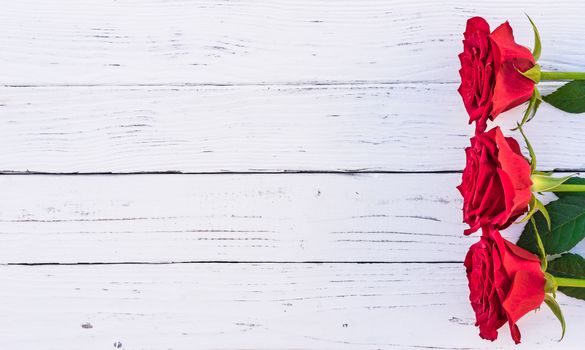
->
458, 17, 536, 133
465, 228, 545, 343
457, 127, 532, 235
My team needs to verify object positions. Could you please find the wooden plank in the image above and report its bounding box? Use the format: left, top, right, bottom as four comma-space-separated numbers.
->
1, 1, 584, 85
0, 173, 467, 263
1, 84, 583, 173
0, 173, 582, 264
0, 263, 581, 349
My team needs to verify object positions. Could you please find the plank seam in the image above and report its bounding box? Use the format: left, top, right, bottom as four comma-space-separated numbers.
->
0, 170, 466, 175
0, 81, 460, 88
1, 170, 582, 175
4, 261, 464, 266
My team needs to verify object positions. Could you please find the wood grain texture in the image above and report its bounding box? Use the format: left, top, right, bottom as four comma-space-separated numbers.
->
1, 263, 583, 350
1, 1, 584, 85
3, 2, 585, 348
1, 173, 582, 264
0, 173, 468, 263
1, 84, 584, 173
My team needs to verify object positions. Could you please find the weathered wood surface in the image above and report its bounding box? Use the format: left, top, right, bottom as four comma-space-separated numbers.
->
1, 1, 584, 85
0, 263, 581, 350
2, 0, 585, 349
0, 173, 468, 263
1, 84, 584, 173
0, 173, 582, 264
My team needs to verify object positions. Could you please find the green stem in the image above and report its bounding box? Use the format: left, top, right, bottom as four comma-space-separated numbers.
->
555, 277, 585, 288
540, 71, 585, 81
550, 184, 585, 192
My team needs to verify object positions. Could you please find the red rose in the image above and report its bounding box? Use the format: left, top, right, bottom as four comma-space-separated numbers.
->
465, 228, 545, 344
490, 22, 536, 117
458, 17, 494, 132
457, 127, 532, 235
458, 18, 535, 133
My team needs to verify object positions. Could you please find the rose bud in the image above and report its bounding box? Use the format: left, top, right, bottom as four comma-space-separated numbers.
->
458, 17, 536, 133
465, 228, 545, 344
457, 127, 532, 235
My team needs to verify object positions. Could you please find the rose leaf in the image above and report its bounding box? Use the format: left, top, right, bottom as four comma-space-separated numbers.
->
548, 253, 585, 301
517, 193, 585, 254
542, 80, 585, 113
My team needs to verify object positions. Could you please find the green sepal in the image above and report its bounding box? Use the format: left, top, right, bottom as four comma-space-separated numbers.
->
530, 216, 548, 271
535, 199, 551, 231
520, 64, 541, 83
518, 196, 538, 224
543, 294, 566, 341
531, 173, 574, 193
513, 89, 542, 130
545, 272, 558, 296
518, 196, 550, 230
516, 122, 536, 172
529, 88, 543, 124
526, 14, 542, 61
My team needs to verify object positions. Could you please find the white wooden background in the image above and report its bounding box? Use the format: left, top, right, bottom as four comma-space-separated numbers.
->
1, 1, 585, 349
